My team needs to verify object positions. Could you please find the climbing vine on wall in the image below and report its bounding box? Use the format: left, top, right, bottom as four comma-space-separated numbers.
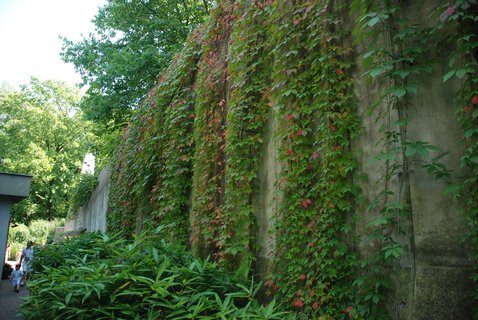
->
353, 0, 478, 317
106, 0, 477, 319
221, 1, 271, 267
146, 29, 203, 243
351, 1, 435, 317
189, 3, 234, 257
268, 1, 362, 318
107, 31, 203, 239
438, 1, 478, 314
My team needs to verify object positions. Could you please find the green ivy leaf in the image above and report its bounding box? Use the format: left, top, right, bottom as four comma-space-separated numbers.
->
367, 216, 389, 227
394, 118, 410, 126
372, 294, 381, 304
406, 84, 417, 94
405, 141, 439, 157
444, 183, 462, 200
455, 68, 473, 78
472, 109, 478, 119
464, 128, 476, 138
442, 71, 455, 82
382, 244, 403, 260
469, 156, 478, 165
393, 69, 410, 79
393, 87, 406, 98
369, 67, 387, 77
405, 143, 417, 157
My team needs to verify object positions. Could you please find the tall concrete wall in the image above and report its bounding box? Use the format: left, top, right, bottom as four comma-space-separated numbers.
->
349, 2, 475, 318
78, 1, 476, 318
64, 166, 110, 233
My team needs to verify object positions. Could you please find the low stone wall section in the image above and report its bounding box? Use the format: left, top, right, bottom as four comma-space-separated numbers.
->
64, 166, 110, 233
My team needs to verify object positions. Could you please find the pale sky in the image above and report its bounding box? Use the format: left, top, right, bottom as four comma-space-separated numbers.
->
0, 0, 105, 88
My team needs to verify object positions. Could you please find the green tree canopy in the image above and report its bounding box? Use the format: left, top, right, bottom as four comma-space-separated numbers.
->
0, 78, 96, 222
60, 0, 211, 129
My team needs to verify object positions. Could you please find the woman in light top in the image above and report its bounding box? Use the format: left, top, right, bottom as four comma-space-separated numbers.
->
19, 240, 34, 285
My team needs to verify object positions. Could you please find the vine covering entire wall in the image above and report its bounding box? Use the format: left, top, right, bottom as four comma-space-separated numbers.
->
107, 0, 477, 319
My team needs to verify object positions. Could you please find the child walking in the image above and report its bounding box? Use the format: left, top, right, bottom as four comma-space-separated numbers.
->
11, 263, 23, 293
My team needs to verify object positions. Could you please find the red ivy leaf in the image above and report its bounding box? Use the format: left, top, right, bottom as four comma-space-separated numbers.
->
471, 95, 478, 105
447, 6, 455, 16
293, 299, 304, 308
302, 199, 311, 208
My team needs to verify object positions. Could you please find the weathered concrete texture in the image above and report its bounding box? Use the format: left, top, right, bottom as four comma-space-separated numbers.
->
387, 265, 475, 320
413, 266, 475, 320
65, 166, 110, 233
254, 107, 283, 276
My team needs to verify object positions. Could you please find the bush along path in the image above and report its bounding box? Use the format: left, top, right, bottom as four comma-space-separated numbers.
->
20, 228, 293, 320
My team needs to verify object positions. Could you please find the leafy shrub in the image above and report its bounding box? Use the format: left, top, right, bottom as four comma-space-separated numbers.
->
68, 173, 98, 215
21, 228, 293, 320
8, 242, 23, 260
9, 224, 30, 244
28, 219, 60, 245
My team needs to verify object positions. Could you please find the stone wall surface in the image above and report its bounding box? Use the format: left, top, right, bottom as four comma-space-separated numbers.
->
76, 1, 476, 318
348, 2, 474, 318
64, 166, 110, 233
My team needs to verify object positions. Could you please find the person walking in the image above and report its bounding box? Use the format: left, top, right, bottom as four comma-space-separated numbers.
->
19, 240, 34, 285
10, 263, 23, 292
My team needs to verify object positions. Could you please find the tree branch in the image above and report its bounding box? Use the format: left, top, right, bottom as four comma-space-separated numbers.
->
138, 0, 159, 16
203, 0, 210, 13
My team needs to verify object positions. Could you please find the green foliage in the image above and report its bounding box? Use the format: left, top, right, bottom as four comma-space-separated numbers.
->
107, 28, 203, 239
22, 229, 292, 320
61, 0, 212, 129
352, 0, 478, 317
189, 3, 233, 259
28, 219, 61, 245
8, 242, 23, 260
7, 220, 61, 260
436, 1, 478, 315
106, 0, 477, 318
220, 1, 271, 267
108, 1, 364, 318
9, 224, 30, 244
265, 1, 362, 317
351, 0, 443, 317
69, 173, 99, 215
0, 78, 96, 222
